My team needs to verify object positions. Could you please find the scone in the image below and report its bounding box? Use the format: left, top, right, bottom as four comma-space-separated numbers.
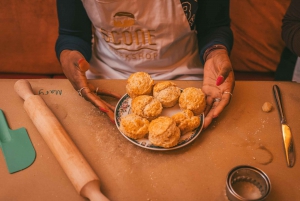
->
148, 116, 180, 148
153, 81, 181, 108
172, 110, 200, 134
126, 72, 154, 98
179, 87, 206, 115
131, 95, 163, 120
120, 113, 149, 140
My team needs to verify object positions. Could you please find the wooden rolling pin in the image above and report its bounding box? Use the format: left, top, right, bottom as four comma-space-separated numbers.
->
14, 79, 109, 201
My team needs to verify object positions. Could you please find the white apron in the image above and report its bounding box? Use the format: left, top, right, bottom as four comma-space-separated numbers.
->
82, 0, 203, 80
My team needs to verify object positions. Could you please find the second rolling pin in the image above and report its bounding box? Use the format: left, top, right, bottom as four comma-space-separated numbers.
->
14, 79, 109, 201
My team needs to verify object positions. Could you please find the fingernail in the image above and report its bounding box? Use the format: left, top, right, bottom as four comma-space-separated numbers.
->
216, 76, 224, 86
99, 107, 109, 113
78, 58, 85, 64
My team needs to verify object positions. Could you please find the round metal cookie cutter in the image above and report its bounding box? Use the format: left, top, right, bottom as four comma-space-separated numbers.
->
226, 165, 271, 201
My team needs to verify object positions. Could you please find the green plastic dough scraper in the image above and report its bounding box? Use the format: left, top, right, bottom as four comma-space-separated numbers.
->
0, 109, 35, 173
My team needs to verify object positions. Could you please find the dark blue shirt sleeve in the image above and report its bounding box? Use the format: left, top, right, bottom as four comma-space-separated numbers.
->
196, 0, 233, 64
282, 0, 300, 57
55, 0, 92, 61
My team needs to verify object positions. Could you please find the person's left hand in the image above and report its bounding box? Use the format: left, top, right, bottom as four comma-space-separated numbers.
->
202, 48, 235, 129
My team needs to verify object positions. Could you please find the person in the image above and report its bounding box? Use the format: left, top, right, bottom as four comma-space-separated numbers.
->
281, 0, 300, 82
55, 0, 235, 129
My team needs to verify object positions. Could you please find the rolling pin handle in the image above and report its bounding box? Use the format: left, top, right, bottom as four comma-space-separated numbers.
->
80, 180, 110, 201
14, 79, 35, 101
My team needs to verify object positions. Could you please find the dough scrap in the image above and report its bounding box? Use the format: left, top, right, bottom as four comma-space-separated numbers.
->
262, 102, 272, 112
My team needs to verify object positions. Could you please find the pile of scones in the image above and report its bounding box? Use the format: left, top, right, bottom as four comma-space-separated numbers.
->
120, 72, 206, 148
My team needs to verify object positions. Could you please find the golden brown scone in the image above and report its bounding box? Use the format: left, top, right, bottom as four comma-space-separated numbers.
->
148, 116, 180, 148
153, 81, 181, 108
179, 87, 206, 115
126, 72, 154, 98
131, 95, 163, 120
120, 113, 149, 140
172, 109, 200, 134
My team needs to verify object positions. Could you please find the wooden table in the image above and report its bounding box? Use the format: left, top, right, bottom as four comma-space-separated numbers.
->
0, 79, 299, 201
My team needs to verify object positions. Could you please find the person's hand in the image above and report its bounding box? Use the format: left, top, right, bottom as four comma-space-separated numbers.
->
202, 48, 235, 129
59, 50, 121, 123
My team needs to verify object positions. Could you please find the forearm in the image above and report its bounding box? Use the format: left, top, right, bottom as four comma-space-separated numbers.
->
196, 0, 233, 64
56, 35, 92, 62
282, 0, 300, 57
55, 0, 93, 62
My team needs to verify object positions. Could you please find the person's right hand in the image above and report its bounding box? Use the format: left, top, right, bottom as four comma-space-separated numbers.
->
202, 48, 235, 129
59, 50, 121, 123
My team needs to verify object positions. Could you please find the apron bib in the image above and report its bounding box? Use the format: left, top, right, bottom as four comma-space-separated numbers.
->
82, 0, 203, 80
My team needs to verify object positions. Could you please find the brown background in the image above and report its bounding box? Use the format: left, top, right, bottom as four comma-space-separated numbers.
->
0, 0, 61, 75
0, 0, 292, 76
